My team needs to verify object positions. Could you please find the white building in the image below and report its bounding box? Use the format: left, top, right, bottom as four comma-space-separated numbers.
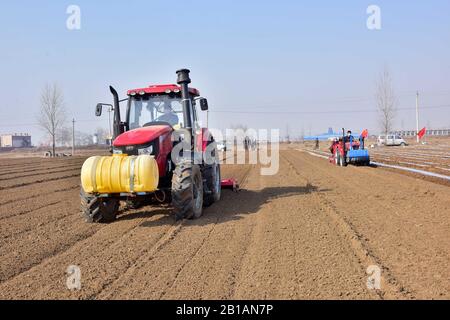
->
0, 133, 32, 148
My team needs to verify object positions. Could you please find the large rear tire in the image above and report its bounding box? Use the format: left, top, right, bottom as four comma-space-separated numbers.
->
341, 155, 347, 167
80, 189, 119, 223
202, 163, 221, 207
171, 161, 203, 220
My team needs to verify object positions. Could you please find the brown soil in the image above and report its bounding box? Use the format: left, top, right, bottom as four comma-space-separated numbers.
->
0, 151, 448, 299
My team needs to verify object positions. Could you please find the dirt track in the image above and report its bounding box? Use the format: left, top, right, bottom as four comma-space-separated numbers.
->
0, 149, 449, 299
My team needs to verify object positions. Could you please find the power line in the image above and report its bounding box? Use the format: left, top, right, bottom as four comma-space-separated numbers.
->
209, 104, 450, 114
211, 91, 450, 110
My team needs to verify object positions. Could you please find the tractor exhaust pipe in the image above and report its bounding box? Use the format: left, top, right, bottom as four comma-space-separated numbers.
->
110, 86, 122, 140
176, 69, 192, 129
342, 128, 347, 160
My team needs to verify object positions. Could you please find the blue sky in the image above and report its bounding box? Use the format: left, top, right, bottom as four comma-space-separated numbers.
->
1, 0, 450, 144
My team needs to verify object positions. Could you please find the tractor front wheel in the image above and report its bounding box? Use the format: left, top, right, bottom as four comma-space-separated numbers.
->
342, 156, 348, 166
340, 156, 347, 167
172, 161, 204, 220
80, 189, 119, 223
335, 151, 341, 166
335, 151, 346, 167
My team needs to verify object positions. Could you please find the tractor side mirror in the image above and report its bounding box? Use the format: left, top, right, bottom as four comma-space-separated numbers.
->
95, 103, 103, 117
199, 98, 208, 111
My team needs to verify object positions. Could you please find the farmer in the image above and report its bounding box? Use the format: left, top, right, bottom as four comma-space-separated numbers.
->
344, 130, 353, 143
315, 138, 320, 150
344, 130, 354, 150
156, 102, 179, 126
329, 138, 338, 154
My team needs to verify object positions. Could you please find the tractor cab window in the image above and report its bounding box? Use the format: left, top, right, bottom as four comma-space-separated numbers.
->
192, 100, 201, 130
128, 95, 183, 129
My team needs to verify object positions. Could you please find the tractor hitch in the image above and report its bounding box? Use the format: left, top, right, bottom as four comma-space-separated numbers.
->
221, 178, 240, 192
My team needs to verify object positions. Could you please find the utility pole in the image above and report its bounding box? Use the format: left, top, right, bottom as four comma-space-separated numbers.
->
415, 91, 420, 143
72, 118, 75, 156
206, 110, 209, 129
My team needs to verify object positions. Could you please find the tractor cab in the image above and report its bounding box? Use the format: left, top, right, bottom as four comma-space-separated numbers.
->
126, 84, 201, 130
95, 74, 209, 146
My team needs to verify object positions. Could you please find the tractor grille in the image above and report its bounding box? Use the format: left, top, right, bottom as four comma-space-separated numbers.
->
116, 140, 159, 156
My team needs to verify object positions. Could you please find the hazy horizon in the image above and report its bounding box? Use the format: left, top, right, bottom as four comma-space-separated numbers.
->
1, 0, 449, 145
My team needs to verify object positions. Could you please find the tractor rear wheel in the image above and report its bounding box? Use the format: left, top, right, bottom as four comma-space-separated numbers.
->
202, 163, 221, 207
171, 161, 204, 220
80, 189, 119, 223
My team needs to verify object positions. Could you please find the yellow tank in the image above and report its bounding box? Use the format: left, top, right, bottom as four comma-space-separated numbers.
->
81, 154, 159, 194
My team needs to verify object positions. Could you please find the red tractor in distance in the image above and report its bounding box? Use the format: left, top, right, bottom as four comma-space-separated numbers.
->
80, 69, 221, 222
329, 128, 370, 166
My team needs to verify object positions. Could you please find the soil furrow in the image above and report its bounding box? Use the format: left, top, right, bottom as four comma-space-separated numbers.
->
0, 173, 80, 191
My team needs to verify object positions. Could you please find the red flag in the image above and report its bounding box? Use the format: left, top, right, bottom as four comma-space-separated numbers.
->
417, 127, 426, 139
361, 129, 369, 139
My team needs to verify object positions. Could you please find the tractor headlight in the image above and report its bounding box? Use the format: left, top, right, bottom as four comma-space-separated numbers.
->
138, 145, 153, 155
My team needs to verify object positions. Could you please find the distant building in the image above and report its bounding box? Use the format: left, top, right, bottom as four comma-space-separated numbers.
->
393, 129, 450, 137
0, 133, 32, 148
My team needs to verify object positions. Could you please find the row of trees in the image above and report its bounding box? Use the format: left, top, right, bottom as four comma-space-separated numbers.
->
55, 127, 109, 147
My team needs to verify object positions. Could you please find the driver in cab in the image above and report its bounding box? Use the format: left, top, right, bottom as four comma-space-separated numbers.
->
155, 101, 179, 126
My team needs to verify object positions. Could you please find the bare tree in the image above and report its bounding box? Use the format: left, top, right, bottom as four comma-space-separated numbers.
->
376, 67, 397, 137
37, 84, 66, 156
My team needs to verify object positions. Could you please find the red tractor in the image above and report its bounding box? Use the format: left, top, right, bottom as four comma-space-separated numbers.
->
329, 128, 370, 167
80, 69, 221, 222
